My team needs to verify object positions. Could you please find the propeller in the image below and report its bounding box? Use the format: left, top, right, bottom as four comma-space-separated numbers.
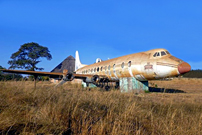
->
55, 78, 67, 87
55, 69, 74, 87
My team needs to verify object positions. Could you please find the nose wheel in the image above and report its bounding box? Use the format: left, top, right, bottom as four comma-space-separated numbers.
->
105, 85, 110, 91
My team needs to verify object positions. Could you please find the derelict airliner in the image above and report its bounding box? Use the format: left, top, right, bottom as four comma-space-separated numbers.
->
0, 48, 191, 90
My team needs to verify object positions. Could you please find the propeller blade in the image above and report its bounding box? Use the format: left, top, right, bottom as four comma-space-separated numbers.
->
54, 69, 69, 88
56, 79, 67, 87
55, 73, 67, 88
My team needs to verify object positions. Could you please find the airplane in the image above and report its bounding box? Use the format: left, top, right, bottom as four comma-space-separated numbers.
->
0, 48, 191, 90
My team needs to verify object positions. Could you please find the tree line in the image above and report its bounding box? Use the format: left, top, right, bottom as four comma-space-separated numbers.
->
183, 69, 202, 78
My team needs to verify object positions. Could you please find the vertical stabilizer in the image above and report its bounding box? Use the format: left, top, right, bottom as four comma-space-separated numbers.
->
75, 51, 81, 71
75, 51, 87, 71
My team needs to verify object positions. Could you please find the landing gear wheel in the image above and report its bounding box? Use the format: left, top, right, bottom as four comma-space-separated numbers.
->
100, 83, 104, 88
115, 82, 119, 89
105, 85, 110, 91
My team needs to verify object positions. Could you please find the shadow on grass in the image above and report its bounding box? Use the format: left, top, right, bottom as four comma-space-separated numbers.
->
149, 87, 186, 93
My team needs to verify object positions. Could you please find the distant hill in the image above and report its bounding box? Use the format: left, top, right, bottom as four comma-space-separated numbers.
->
183, 70, 202, 78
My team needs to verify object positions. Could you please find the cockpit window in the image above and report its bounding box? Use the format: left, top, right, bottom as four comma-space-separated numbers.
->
154, 51, 168, 57
161, 51, 166, 56
153, 52, 160, 57
153, 52, 157, 57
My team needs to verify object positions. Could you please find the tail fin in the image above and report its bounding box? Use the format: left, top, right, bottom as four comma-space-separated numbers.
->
75, 51, 87, 71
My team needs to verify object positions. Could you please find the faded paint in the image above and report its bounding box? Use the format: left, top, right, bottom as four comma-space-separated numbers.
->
0, 48, 191, 91
76, 48, 191, 82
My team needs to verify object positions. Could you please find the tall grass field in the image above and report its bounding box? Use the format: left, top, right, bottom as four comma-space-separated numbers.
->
0, 80, 202, 134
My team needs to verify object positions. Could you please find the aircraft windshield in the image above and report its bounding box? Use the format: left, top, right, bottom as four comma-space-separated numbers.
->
161, 51, 166, 56
153, 51, 168, 57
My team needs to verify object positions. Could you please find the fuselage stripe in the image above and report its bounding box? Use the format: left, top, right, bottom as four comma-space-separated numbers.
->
157, 62, 178, 68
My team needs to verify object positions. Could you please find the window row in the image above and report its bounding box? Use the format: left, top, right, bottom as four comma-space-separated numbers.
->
81, 61, 132, 74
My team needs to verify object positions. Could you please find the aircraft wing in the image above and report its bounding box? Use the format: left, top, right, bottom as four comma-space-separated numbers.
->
0, 69, 109, 87
0, 69, 63, 78
0, 69, 107, 81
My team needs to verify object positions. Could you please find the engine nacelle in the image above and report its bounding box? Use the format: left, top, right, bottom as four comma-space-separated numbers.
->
84, 75, 99, 83
84, 75, 108, 84
92, 75, 100, 83
64, 73, 75, 81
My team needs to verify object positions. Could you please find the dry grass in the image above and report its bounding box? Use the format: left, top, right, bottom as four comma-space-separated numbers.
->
0, 80, 202, 134
150, 78, 202, 93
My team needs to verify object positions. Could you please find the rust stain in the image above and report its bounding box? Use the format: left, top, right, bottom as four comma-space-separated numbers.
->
157, 62, 178, 68
76, 48, 191, 81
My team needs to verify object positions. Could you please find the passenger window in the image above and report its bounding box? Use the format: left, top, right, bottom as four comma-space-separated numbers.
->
94, 68, 96, 72
128, 61, 131, 67
91, 69, 93, 73
161, 51, 166, 56
157, 52, 160, 56
101, 67, 103, 71
166, 51, 170, 54
108, 65, 110, 70
97, 67, 99, 72
105, 66, 107, 71
113, 64, 116, 74
121, 62, 124, 68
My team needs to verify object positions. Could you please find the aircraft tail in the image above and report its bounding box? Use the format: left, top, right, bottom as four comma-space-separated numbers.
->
75, 51, 87, 71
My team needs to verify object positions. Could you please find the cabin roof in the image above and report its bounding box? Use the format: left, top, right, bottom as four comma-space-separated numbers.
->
145, 48, 168, 53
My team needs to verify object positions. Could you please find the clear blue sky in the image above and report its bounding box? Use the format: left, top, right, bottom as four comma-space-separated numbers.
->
0, 0, 201, 71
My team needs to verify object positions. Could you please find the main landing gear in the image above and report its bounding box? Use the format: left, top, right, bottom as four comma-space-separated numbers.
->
95, 79, 119, 91
84, 76, 119, 91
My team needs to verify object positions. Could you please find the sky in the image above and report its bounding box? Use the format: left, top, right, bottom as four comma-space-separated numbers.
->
0, 0, 202, 71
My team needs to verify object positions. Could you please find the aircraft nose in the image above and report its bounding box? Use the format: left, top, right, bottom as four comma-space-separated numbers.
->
178, 62, 191, 74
